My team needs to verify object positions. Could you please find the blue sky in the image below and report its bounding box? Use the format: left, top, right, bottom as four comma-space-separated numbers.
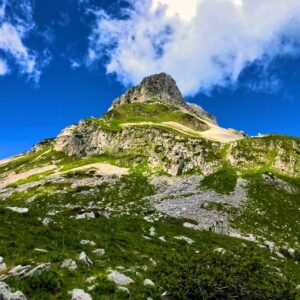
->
0, 0, 300, 159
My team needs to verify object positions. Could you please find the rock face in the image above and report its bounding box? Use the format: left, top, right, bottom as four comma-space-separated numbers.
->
109, 72, 216, 123
54, 123, 223, 175
52, 73, 299, 177
110, 73, 185, 108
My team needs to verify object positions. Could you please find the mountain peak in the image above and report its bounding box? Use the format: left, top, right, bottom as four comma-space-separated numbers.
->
109, 73, 217, 124
110, 73, 185, 109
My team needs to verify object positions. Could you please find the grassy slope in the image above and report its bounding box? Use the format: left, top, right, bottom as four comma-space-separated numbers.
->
0, 175, 299, 299
98, 102, 209, 132
0, 134, 300, 298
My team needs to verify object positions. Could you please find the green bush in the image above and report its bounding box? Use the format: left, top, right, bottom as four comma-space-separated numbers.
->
151, 246, 297, 300
200, 166, 238, 195
24, 271, 62, 293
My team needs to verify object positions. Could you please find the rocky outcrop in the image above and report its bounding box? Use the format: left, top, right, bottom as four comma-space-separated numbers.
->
110, 73, 185, 108
228, 137, 299, 176
54, 121, 223, 176
54, 119, 299, 176
109, 73, 216, 123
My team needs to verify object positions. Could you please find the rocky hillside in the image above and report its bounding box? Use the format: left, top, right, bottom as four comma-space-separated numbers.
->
0, 73, 299, 299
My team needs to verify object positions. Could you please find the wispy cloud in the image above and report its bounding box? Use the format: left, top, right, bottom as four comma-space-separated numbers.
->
86, 0, 300, 96
0, 0, 42, 82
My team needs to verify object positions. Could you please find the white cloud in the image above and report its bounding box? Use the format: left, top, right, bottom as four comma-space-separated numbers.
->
0, 58, 8, 75
70, 59, 81, 69
0, 0, 41, 81
87, 0, 300, 96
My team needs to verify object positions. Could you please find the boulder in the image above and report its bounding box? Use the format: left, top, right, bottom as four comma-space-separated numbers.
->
79, 252, 93, 267
61, 259, 78, 271
24, 263, 51, 277
107, 270, 134, 286
6, 207, 28, 214
143, 279, 155, 287
80, 240, 96, 246
70, 289, 92, 300
0, 281, 26, 300
92, 249, 105, 257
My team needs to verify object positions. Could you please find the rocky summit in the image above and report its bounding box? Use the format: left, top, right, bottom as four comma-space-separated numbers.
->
0, 73, 299, 299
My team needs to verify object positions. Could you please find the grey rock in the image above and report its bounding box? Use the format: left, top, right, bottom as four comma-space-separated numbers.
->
76, 212, 95, 220
143, 279, 155, 286
0, 265, 31, 280
80, 240, 96, 246
110, 73, 185, 110
70, 289, 92, 300
5, 207, 28, 214
107, 270, 134, 286
42, 217, 54, 226
79, 252, 93, 267
92, 249, 105, 257
24, 263, 51, 277
0, 281, 26, 300
61, 259, 78, 271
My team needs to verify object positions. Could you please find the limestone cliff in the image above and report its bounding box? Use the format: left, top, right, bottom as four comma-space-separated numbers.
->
53, 73, 299, 176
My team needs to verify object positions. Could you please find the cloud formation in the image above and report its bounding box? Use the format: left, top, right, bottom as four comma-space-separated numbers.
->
0, 0, 40, 81
87, 0, 300, 96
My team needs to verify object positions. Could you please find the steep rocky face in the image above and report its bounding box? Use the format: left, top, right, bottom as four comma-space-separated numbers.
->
52, 73, 300, 177
110, 73, 216, 123
54, 118, 300, 176
110, 73, 185, 107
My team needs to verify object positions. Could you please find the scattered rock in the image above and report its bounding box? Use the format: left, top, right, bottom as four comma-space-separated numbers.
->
149, 226, 156, 236
61, 259, 78, 271
262, 172, 296, 194
174, 236, 195, 244
70, 289, 92, 300
24, 263, 51, 277
79, 252, 93, 267
6, 207, 28, 214
0, 265, 31, 280
42, 217, 54, 226
0, 281, 26, 300
275, 252, 285, 259
87, 285, 95, 292
264, 240, 276, 252
117, 286, 130, 294
92, 249, 105, 257
161, 290, 173, 300
75, 212, 95, 219
107, 270, 134, 286
183, 222, 198, 229
159, 236, 166, 242
80, 240, 96, 246
34, 248, 48, 253
0, 257, 7, 273
86, 276, 96, 284
214, 248, 226, 255
143, 279, 155, 287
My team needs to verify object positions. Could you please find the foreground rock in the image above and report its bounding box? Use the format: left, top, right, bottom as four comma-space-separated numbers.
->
70, 289, 92, 300
0, 281, 26, 300
107, 270, 134, 286
79, 252, 93, 267
61, 259, 78, 271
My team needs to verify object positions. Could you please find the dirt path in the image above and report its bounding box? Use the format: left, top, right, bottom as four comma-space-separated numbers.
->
121, 121, 244, 143
0, 165, 57, 189
68, 163, 128, 176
